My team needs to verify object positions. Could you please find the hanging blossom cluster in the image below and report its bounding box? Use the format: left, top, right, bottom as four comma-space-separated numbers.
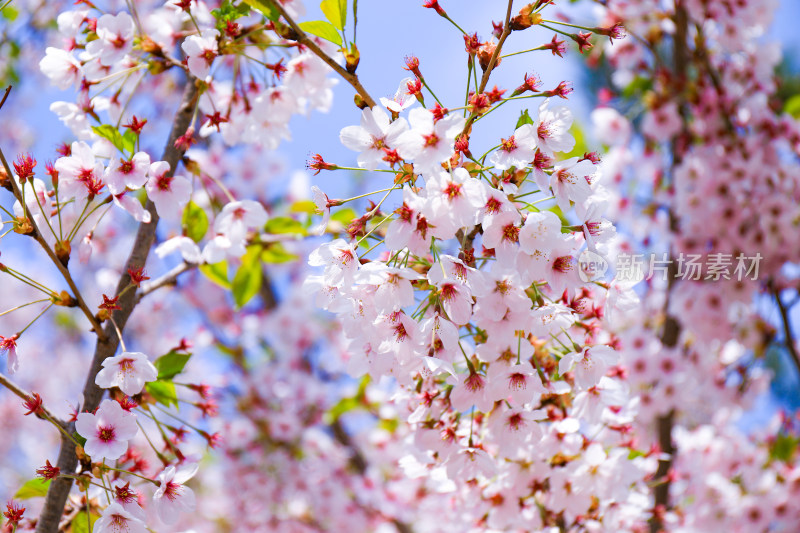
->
302, 2, 667, 530
587, 0, 800, 529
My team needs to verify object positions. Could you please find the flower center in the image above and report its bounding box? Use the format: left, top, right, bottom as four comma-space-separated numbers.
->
553, 256, 574, 273
97, 425, 116, 443
443, 182, 461, 200
464, 373, 485, 393
500, 135, 517, 152
508, 372, 527, 391
423, 132, 440, 147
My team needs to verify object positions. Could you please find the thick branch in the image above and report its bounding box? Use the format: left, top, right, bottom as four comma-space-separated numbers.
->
268, 1, 376, 108
650, 4, 688, 532
35, 80, 198, 533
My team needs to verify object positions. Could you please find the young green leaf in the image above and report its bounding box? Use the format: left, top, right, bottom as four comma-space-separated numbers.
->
14, 478, 50, 499
264, 216, 307, 236
146, 380, 179, 407
71, 511, 100, 533
232, 246, 263, 308
182, 201, 209, 243
261, 242, 298, 264
154, 351, 192, 380
320, 0, 346, 30
91, 125, 126, 153
516, 109, 534, 129
298, 20, 342, 46
199, 261, 231, 289
243, 0, 280, 21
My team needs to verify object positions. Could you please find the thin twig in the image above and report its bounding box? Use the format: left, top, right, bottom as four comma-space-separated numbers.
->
268, 0, 376, 108
459, 0, 515, 139
771, 281, 800, 374
0, 145, 107, 340
0, 373, 65, 427
136, 261, 195, 303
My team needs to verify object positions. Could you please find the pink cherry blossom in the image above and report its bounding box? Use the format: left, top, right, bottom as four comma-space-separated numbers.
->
95, 351, 158, 396
85, 12, 135, 66
339, 106, 408, 170
153, 463, 198, 525
94, 502, 146, 533
145, 161, 192, 217
75, 399, 138, 461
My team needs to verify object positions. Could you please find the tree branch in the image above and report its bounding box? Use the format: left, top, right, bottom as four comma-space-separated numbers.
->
770, 281, 800, 374
650, 3, 688, 531
135, 261, 195, 303
0, 141, 106, 340
459, 0, 515, 140
35, 79, 199, 533
268, 0, 377, 108
0, 373, 65, 427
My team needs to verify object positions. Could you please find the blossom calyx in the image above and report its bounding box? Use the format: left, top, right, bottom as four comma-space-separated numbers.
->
510, 4, 542, 31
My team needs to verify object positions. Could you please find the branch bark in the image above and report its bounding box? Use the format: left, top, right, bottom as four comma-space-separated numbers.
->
268, 0, 376, 108
35, 79, 198, 533
770, 281, 800, 374
0, 373, 64, 427
650, 3, 688, 532
0, 146, 106, 340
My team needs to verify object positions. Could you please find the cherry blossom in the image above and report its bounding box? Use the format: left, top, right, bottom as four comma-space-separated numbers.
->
95, 352, 158, 396
152, 463, 198, 525
181, 29, 219, 79
75, 399, 138, 461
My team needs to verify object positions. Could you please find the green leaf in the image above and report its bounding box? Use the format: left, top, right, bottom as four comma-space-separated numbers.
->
621, 76, 652, 100
561, 123, 587, 160
331, 207, 356, 225
515, 109, 534, 129
290, 199, 317, 214
121, 130, 137, 153
320, 0, 346, 30
1, 6, 19, 21
232, 246, 263, 308
244, 0, 280, 21
325, 397, 361, 422
182, 201, 209, 243
200, 260, 231, 289
784, 95, 800, 119
261, 242, 298, 264
146, 380, 179, 407
770, 433, 798, 462
298, 20, 342, 46
14, 478, 50, 499
265, 216, 307, 236
91, 125, 126, 153
154, 351, 192, 380
71, 511, 100, 533
74, 432, 87, 448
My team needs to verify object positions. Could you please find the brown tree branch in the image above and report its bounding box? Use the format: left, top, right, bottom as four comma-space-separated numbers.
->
650, 3, 688, 532
268, 0, 377, 108
0, 373, 65, 427
459, 0, 515, 140
35, 79, 199, 533
770, 281, 800, 374
135, 261, 196, 303
0, 142, 106, 340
